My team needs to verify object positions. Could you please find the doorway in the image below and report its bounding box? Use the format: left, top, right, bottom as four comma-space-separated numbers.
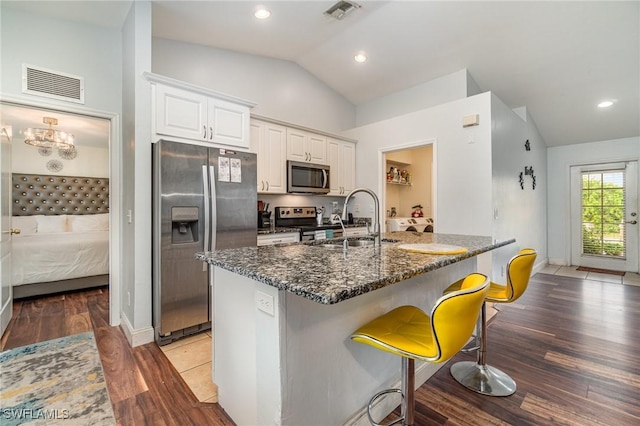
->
570, 161, 639, 272
381, 140, 435, 231
0, 99, 120, 326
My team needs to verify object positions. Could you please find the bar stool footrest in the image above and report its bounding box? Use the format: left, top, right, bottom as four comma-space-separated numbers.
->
367, 388, 405, 426
450, 361, 516, 396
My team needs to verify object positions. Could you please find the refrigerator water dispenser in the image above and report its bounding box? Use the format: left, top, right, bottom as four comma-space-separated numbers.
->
171, 206, 199, 244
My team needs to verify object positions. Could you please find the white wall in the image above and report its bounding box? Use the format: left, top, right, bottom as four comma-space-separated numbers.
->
355, 69, 474, 127
344, 92, 494, 239
0, 6, 122, 114
490, 96, 548, 279
547, 137, 640, 265
12, 141, 109, 177
152, 38, 356, 133
121, 0, 154, 345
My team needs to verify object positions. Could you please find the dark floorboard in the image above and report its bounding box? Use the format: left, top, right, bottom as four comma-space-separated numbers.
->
2, 273, 639, 425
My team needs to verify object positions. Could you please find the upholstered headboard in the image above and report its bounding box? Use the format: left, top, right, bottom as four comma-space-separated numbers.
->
12, 173, 109, 216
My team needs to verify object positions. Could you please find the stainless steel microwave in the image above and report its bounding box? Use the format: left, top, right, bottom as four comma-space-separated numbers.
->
287, 161, 330, 194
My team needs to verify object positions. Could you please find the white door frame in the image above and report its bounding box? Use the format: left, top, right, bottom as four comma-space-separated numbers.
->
570, 160, 639, 272
0, 94, 121, 326
0, 126, 13, 337
378, 139, 437, 232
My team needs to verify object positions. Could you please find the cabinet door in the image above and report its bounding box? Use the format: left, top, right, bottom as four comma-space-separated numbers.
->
286, 128, 307, 162
340, 141, 356, 194
208, 98, 250, 148
156, 85, 208, 141
253, 120, 286, 194
262, 123, 286, 193
308, 133, 327, 164
327, 139, 342, 195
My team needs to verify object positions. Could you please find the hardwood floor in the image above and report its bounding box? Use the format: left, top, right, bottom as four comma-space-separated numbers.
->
0, 287, 234, 426
2, 273, 639, 425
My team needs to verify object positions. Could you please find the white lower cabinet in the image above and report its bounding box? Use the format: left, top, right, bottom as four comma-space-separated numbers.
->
257, 232, 300, 246
345, 227, 369, 237
328, 138, 356, 196
251, 120, 286, 193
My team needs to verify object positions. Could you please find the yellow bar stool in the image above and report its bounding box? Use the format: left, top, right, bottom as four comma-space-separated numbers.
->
351, 273, 490, 426
448, 248, 537, 397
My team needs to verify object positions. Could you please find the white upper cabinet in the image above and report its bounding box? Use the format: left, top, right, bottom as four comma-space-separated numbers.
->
251, 119, 286, 194
286, 128, 327, 164
327, 138, 356, 196
147, 73, 254, 149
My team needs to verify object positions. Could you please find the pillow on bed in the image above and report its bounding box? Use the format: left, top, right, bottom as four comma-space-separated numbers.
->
68, 213, 109, 232
11, 216, 38, 236
35, 214, 68, 234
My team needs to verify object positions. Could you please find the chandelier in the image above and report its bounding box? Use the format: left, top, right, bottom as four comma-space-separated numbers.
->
24, 117, 75, 149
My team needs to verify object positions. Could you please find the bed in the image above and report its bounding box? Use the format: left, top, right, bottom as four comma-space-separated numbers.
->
11, 173, 110, 299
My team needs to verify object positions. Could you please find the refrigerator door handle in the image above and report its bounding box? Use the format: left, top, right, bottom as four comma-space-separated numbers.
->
209, 165, 217, 251
202, 165, 210, 272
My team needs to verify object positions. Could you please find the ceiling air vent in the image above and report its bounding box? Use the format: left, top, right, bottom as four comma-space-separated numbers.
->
324, 0, 361, 20
22, 64, 85, 104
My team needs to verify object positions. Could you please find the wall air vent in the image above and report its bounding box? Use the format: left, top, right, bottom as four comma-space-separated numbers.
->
324, 0, 361, 20
22, 64, 85, 104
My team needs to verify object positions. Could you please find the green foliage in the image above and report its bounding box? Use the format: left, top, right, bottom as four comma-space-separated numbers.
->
581, 171, 626, 257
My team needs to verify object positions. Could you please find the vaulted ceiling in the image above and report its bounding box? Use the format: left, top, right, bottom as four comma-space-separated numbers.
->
3, 1, 639, 148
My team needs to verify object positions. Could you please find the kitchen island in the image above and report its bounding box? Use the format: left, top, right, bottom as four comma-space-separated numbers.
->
197, 232, 514, 426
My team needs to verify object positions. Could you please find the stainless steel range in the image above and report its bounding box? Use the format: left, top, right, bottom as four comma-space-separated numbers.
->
274, 206, 344, 241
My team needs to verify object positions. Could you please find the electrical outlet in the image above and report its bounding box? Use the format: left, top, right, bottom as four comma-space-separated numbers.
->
256, 290, 274, 316
354, 204, 360, 213
127, 291, 131, 307
501, 266, 505, 277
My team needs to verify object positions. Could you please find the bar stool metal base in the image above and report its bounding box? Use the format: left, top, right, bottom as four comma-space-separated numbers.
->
450, 361, 516, 396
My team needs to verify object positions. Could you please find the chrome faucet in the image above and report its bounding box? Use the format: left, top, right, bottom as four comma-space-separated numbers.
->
342, 187, 381, 248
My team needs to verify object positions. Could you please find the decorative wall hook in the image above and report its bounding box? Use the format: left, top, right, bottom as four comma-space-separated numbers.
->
520, 166, 536, 190
524, 139, 530, 151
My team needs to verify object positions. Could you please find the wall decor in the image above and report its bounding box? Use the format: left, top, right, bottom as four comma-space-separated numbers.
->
520, 165, 536, 190
46, 159, 64, 173
524, 139, 531, 151
58, 146, 78, 160
38, 147, 52, 157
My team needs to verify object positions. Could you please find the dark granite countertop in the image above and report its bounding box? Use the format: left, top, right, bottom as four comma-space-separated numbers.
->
197, 232, 515, 305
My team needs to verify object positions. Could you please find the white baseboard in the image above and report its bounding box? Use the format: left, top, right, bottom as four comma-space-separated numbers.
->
342, 361, 446, 426
548, 258, 567, 266
120, 312, 155, 347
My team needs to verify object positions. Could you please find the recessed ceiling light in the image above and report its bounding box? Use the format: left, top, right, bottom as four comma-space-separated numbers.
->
354, 51, 367, 63
254, 6, 271, 19
598, 100, 614, 108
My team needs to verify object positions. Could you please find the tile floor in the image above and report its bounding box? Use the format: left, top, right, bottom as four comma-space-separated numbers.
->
160, 331, 217, 403
539, 264, 640, 286
158, 265, 639, 404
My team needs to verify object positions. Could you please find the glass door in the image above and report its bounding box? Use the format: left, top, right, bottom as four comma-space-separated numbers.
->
571, 161, 638, 272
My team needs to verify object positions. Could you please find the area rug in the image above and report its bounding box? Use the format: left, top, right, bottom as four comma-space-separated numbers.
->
0, 332, 115, 426
576, 266, 626, 276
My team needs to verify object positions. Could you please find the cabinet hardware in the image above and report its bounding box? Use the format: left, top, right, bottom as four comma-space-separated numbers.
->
203, 125, 207, 139
266, 181, 269, 191
626, 220, 638, 225
210, 127, 213, 140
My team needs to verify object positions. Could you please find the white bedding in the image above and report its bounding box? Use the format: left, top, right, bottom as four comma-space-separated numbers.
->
12, 230, 109, 286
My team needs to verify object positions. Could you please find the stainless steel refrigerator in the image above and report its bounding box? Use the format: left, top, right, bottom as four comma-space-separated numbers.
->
152, 139, 257, 345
